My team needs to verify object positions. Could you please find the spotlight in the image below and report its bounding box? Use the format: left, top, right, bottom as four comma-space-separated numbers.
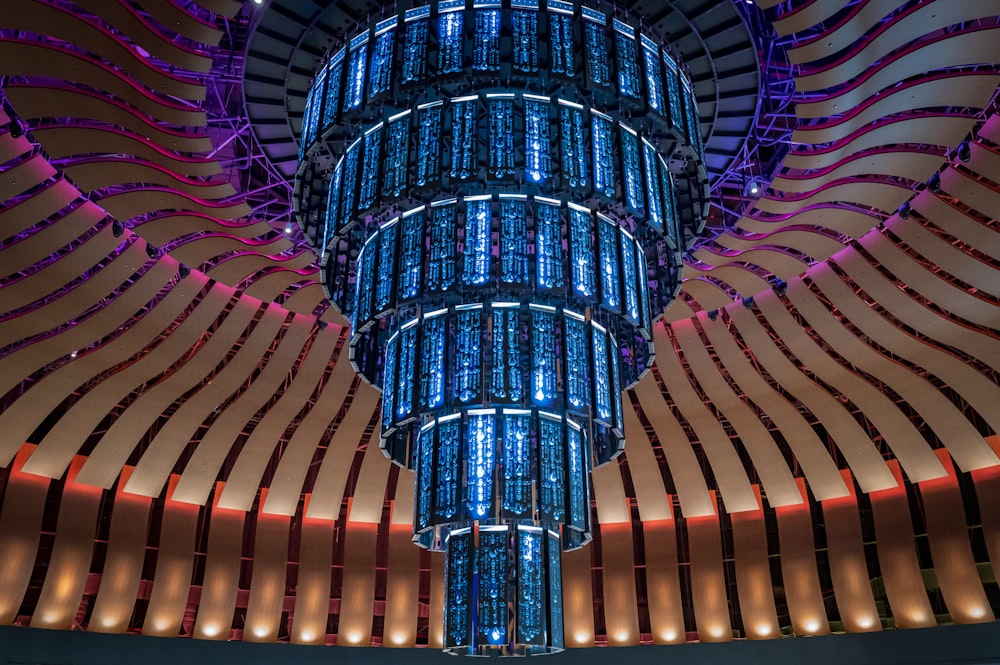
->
897, 202, 910, 219
9, 120, 23, 139
284, 222, 293, 234
742, 296, 755, 309
707, 309, 719, 321
957, 140, 971, 163
317, 320, 327, 331
749, 182, 759, 195
927, 173, 941, 193
178, 264, 190, 278
146, 244, 158, 258
112, 220, 125, 237
774, 278, 787, 295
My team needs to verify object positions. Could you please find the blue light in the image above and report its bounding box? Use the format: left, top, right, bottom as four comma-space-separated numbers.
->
502, 412, 532, 515
683, 79, 703, 156
451, 98, 477, 181
568, 207, 596, 299
477, 528, 508, 645
547, 530, 564, 648
396, 323, 417, 419
642, 138, 664, 231
322, 49, 344, 130
500, 199, 528, 285
516, 527, 545, 644
402, 10, 429, 84
343, 34, 367, 112
512, 9, 538, 74
381, 335, 398, 430
538, 415, 564, 522
464, 411, 495, 518
559, 103, 588, 189
462, 198, 490, 285
438, 10, 463, 75
416, 422, 433, 529
614, 20, 641, 99
339, 139, 361, 223
445, 531, 472, 648
436, 418, 461, 521
641, 36, 665, 115
298, 87, 314, 162
637, 247, 651, 331
472, 10, 501, 72
524, 96, 550, 184
384, 112, 409, 198
598, 216, 620, 311
660, 156, 680, 246
564, 312, 589, 410
620, 230, 640, 325
416, 102, 442, 186
421, 314, 446, 409
428, 201, 456, 292
583, 10, 610, 87
548, 11, 575, 78
592, 111, 616, 198
567, 423, 586, 530
609, 334, 624, 432
488, 97, 515, 179
491, 305, 523, 402
369, 20, 395, 98
663, 52, 684, 131
358, 124, 382, 211
530, 307, 558, 406
322, 158, 342, 249
455, 307, 482, 403
592, 324, 611, 422
374, 221, 397, 311
399, 208, 423, 299
620, 124, 644, 213
535, 200, 563, 290
355, 240, 376, 325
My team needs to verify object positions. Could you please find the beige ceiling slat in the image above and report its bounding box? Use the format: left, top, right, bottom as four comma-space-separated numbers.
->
938, 167, 1000, 256
859, 228, 999, 329
391, 469, 415, 526
731, 487, 780, 640
428, 552, 445, 648
280, 282, 328, 316
123, 302, 288, 499
192, 0, 242, 19
241, 269, 323, 304
0, 201, 104, 278
136, 213, 276, 243
30, 281, 229, 484
77, 295, 259, 489
207, 253, 317, 286
787, 0, 904, 65
891, 216, 1000, 298
810, 263, 1000, 470
0, 445, 50, 625
653, 324, 758, 514
337, 522, 379, 646
620, 399, 673, 522
382, 524, 420, 647
64, 161, 235, 199
192, 483, 245, 640
736, 207, 877, 239
687, 504, 732, 642
168, 236, 295, 271
631, 375, 714, 518
915, 188, 1000, 264
770, 152, 944, 194
712, 228, 846, 259
0, 41, 206, 126
219, 325, 339, 512
0, 131, 32, 163
599, 522, 641, 646
757, 181, 913, 216
834, 247, 1000, 372
757, 289, 946, 484
2, 273, 212, 472
290, 497, 334, 645
699, 312, 848, 501
726, 304, 896, 493
31, 127, 221, 176
672, 317, 802, 508
971, 438, 1000, 586
262, 340, 355, 516
591, 458, 630, 524
171, 312, 313, 506
134, 0, 224, 46
691, 247, 812, 284
643, 516, 686, 644
0, 179, 82, 242
243, 492, 291, 643
0, 153, 56, 203
772, 0, 848, 36
73, 0, 214, 73
305, 383, 379, 521
774, 482, 830, 636
679, 277, 739, 312
98, 189, 250, 223
344, 439, 393, 525
561, 544, 596, 647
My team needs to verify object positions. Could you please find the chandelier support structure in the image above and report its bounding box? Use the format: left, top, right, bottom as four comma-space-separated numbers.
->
294, 0, 708, 654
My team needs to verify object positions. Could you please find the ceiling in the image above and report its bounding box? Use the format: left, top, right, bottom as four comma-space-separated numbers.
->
0, 0, 999, 653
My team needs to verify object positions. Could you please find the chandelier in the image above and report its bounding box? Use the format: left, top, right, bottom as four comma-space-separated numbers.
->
294, 0, 708, 654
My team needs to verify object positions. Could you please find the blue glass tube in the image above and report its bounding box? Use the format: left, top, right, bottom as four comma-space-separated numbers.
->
491, 305, 523, 402
566, 422, 586, 530
369, 19, 395, 98
582, 10, 610, 87
374, 221, 397, 312
663, 52, 684, 131
402, 12, 429, 84
358, 124, 382, 211
322, 49, 345, 130
464, 411, 495, 518
592, 323, 611, 422
428, 201, 456, 292
548, 11, 575, 78
500, 199, 527, 285
435, 416, 462, 521
437, 10, 463, 75
323, 158, 343, 249
445, 530, 472, 648
614, 21, 641, 99
516, 527, 545, 645
609, 333, 624, 431
455, 306, 482, 403
538, 414, 565, 522
524, 96, 550, 184
415, 423, 433, 530
462, 198, 490, 286
559, 103, 587, 189
620, 125, 644, 213
641, 35, 664, 115
530, 306, 558, 407
396, 322, 417, 419
488, 97, 515, 179
416, 102, 442, 186
564, 312, 589, 411
546, 530, 564, 648
450, 98, 477, 181
598, 215, 620, 311
383, 112, 409, 198
620, 229, 640, 325
399, 208, 424, 300
642, 138, 664, 231
568, 206, 596, 299
473, 10, 501, 72
338, 138, 361, 223
420, 313, 446, 410
381, 334, 398, 430
478, 528, 508, 646
355, 240, 376, 325
591, 111, 615, 198
659, 156, 680, 246
534, 200, 563, 290
512, 9, 538, 74
343, 34, 368, 112
502, 412, 532, 516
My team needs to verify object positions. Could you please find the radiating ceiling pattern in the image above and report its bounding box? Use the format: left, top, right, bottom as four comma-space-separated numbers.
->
0, 0, 999, 651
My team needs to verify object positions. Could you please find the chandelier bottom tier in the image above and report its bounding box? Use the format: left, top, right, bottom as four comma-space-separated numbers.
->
293, 0, 709, 655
